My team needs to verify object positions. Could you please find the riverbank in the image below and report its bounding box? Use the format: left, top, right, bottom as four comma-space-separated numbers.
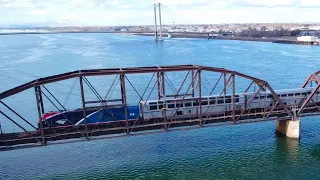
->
134, 33, 297, 43
0, 31, 305, 44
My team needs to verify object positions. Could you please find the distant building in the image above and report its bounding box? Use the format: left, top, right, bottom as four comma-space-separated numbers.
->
297, 28, 319, 42
120, 28, 129, 32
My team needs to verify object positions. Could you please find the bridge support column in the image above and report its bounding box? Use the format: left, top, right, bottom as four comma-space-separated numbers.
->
276, 118, 300, 139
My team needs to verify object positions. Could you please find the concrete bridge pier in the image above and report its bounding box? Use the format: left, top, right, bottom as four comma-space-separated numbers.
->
207, 33, 214, 40
276, 107, 300, 139
276, 118, 300, 139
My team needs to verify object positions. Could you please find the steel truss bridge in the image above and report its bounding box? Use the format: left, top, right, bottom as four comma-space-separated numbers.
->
0, 65, 319, 148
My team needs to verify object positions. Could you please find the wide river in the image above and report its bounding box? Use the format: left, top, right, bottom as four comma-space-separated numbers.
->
0, 33, 320, 179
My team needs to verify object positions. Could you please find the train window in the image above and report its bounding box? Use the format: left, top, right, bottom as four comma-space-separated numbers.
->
295, 93, 301, 96
149, 102, 157, 105
308, 91, 312, 95
150, 105, 158, 110
209, 97, 216, 100
281, 94, 287, 97
189, 110, 192, 113
218, 100, 224, 104
302, 92, 307, 96
185, 102, 192, 107
193, 102, 199, 106
254, 96, 259, 99
168, 104, 175, 109
260, 96, 265, 99
225, 99, 231, 103
159, 104, 164, 109
201, 101, 208, 105
288, 93, 294, 97
177, 111, 183, 116
267, 94, 273, 98
209, 100, 216, 105
177, 103, 184, 108
233, 96, 240, 102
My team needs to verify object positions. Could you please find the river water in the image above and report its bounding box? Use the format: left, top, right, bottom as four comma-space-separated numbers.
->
0, 33, 320, 179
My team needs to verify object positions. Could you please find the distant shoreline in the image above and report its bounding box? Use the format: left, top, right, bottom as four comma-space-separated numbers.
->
0, 31, 297, 43
133, 33, 296, 43
0, 31, 123, 35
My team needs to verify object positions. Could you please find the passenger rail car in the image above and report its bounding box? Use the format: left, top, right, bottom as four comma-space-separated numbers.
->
142, 88, 318, 120
42, 88, 319, 128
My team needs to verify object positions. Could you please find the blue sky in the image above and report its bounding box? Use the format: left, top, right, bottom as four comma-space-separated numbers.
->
0, 0, 319, 26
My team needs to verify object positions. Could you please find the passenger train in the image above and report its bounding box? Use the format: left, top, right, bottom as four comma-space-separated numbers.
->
42, 88, 319, 128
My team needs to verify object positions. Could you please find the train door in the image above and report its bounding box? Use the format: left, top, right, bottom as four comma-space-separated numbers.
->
244, 94, 248, 109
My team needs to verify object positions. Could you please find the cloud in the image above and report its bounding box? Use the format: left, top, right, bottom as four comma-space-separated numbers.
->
0, 0, 35, 8
158, 0, 296, 7
210, 1, 230, 9
232, 0, 295, 7
299, 0, 320, 7
157, 0, 209, 6
1, 0, 320, 26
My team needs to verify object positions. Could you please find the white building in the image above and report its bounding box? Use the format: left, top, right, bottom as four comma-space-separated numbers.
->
297, 28, 319, 42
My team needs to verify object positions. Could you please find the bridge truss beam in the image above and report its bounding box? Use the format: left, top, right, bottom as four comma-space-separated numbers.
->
0, 65, 317, 148
298, 71, 320, 116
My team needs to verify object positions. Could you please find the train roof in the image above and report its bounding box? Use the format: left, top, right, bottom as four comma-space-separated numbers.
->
258, 87, 313, 95
141, 87, 315, 104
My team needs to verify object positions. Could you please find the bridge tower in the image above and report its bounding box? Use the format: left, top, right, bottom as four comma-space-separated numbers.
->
154, 3, 163, 41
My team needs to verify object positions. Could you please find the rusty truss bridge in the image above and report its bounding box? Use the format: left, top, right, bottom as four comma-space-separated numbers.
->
0, 65, 319, 148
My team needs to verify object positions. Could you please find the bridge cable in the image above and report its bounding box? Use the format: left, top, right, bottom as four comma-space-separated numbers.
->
161, 4, 197, 25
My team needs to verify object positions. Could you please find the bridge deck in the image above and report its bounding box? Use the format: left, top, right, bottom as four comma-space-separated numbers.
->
2, 105, 320, 147
1, 65, 320, 149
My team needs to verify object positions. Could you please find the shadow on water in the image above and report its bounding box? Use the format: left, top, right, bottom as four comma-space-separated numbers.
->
310, 144, 320, 160
275, 136, 300, 164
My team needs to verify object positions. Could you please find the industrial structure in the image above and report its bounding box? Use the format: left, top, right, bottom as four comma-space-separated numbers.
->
0, 65, 320, 148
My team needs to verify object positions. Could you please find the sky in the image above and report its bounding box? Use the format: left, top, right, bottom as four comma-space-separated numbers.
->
0, 0, 319, 26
